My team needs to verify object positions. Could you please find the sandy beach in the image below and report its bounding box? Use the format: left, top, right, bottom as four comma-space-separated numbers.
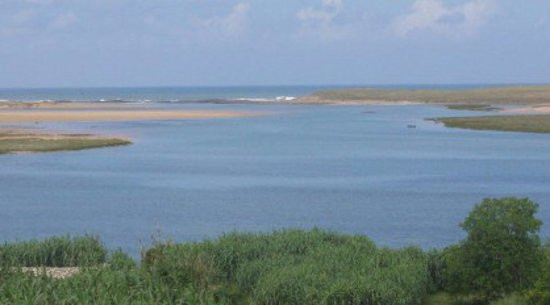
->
0, 109, 257, 123
0, 102, 143, 109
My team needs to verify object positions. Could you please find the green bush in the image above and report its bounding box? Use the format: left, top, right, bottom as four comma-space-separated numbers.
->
108, 249, 136, 271
444, 197, 543, 301
527, 242, 550, 305
0, 235, 107, 267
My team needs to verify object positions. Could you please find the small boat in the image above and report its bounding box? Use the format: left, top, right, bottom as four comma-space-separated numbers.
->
407, 124, 416, 128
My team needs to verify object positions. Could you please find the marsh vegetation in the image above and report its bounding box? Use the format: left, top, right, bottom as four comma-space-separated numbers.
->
0, 198, 548, 305
307, 86, 550, 105
431, 115, 550, 133
0, 130, 131, 154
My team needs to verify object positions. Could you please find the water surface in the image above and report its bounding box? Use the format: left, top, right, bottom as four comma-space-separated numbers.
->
1, 104, 549, 255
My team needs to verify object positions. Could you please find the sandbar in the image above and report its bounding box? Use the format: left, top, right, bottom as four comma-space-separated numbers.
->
0, 109, 256, 123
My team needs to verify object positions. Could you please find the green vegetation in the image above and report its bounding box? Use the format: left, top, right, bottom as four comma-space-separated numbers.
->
308, 86, 550, 104
431, 114, 550, 133
443, 198, 543, 301
445, 104, 501, 111
0, 197, 548, 305
143, 230, 429, 305
0, 235, 106, 267
527, 243, 550, 305
0, 131, 131, 154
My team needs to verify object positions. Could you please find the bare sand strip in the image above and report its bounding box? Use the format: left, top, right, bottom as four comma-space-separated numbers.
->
501, 104, 550, 114
19, 267, 80, 279
0, 102, 143, 110
0, 109, 257, 123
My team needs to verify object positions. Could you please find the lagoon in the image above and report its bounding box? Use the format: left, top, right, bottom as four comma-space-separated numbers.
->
1, 103, 549, 255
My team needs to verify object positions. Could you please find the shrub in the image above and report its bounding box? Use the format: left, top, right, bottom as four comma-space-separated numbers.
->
444, 198, 543, 301
526, 242, 550, 305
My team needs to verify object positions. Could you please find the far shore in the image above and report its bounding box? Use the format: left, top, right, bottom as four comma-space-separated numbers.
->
295, 85, 550, 113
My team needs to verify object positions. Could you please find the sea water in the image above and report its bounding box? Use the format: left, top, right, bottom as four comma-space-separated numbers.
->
1, 99, 549, 256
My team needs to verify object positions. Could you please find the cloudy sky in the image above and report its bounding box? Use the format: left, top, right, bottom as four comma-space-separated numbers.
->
1, 0, 549, 87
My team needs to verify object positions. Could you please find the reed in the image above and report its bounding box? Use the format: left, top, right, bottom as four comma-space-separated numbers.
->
0, 235, 106, 267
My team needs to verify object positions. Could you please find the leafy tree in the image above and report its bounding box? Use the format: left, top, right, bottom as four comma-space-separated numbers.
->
445, 197, 543, 301
527, 242, 550, 305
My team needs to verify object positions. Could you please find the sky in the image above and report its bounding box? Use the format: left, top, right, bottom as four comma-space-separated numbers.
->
0, 0, 549, 88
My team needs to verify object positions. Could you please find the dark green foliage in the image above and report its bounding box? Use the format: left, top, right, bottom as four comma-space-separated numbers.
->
108, 249, 136, 271
426, 249, 447, 292
527, 242, 550, 305
444, 198, 543, 301
0, 235, 107, 267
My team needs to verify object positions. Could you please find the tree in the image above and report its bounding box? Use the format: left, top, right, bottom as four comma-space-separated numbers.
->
445, 197, 543, 301
527, 242, 550, 305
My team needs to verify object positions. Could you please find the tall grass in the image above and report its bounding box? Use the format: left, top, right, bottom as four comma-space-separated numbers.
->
0, 230, 432, 305
0, 235, 106, 267
144, 229, 431, 305
0, 231, 540, 305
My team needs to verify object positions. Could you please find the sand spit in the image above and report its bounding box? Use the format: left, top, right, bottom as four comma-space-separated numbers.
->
501, 104, 550, 114
0, 109, 257, 123
0, 102, 144, 110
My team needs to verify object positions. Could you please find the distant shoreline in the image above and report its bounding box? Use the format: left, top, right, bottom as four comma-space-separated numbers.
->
295, 85, 550, 109
0, 103, 262, 154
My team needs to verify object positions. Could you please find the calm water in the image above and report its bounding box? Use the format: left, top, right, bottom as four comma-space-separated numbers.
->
1, 103, 549, 255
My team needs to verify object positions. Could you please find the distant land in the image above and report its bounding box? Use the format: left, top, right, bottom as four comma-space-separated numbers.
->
430, 115, 550, 134
298, 85, 550, 105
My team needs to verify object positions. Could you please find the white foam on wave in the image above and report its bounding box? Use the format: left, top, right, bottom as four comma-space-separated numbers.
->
234, 96, 296, 102
276, 96, 296, 101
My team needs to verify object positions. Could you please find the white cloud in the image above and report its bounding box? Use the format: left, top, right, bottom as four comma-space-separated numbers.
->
393, 0, 496, 38
296, 0, 350, 41
297, 0, 342, 24
196, 2, 250, 37
50, 12, 77, 29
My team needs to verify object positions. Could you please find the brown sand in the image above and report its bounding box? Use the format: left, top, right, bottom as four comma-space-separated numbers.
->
501, 104, 550, 114
0, 109, 257, 123
0, 102, 144, 110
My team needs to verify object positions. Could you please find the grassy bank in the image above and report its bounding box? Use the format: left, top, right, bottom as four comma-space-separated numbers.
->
431, 114, 550, 133
305, 86, 550, 105
0, 198, 547, 305
445, 104, 501, 111
0, 232, 546, 305
0, 231, 430, 305
0, 130, 131, 154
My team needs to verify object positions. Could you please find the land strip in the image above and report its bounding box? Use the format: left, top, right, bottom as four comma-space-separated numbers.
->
298, 86, 550, 109
0, 109, 256, 123
0, 129, 131, 154
430, 114, 550, 133
0, 104, 259, 154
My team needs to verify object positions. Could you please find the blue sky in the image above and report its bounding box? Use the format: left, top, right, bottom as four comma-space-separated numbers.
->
0, 0, 549, 87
